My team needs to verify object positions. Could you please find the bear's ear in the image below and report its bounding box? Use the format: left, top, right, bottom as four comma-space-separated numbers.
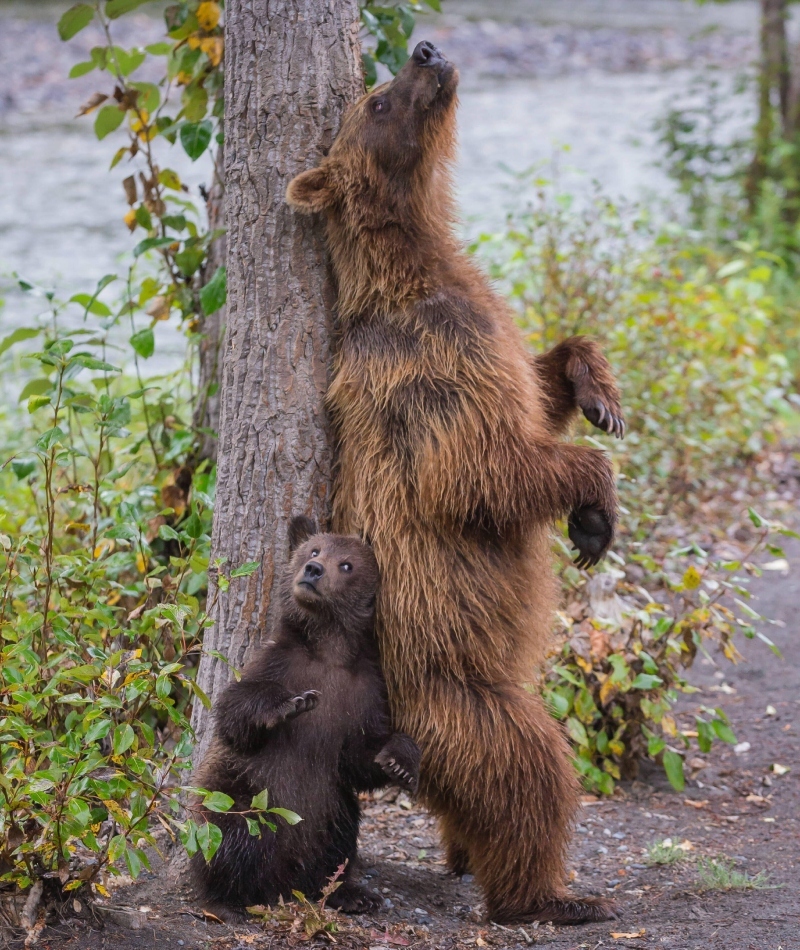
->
288, 515, 317, 552
286, 167, 333, 213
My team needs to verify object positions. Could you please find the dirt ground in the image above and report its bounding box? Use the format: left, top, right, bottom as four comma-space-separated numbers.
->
9, 529, 796, 950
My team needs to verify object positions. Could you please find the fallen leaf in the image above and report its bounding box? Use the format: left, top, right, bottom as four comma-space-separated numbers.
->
771, 763, 790, 776
734, 741, 751, 755
765, 705, 777, 716
745, 794, 768, 804
201, 909, 224, 923
762, 558, 789, 574
676, 839, 695, 852
369, 932, 411, 947
612, 930, 646, 939
684, 799, 709, 809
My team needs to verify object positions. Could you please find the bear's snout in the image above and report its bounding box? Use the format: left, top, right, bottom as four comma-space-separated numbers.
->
302, 560, 325, 584
412, 41, 445, 69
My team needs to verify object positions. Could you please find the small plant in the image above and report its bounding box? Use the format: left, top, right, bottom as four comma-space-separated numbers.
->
696, 856, 773, 892
645, 839, 692, 866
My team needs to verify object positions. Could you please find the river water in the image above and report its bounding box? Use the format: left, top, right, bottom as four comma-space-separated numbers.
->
0, 0, 760, 370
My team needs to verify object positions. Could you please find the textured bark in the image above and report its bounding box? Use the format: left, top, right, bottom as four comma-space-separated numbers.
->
192, 0, 364, 756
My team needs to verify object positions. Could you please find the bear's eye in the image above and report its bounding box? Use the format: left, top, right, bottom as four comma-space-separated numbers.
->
371, 98, 390, 115
340, 562, 353, 573
311, 549, 319, 558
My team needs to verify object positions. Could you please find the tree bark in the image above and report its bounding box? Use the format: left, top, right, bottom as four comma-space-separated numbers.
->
191, 0, 364, 758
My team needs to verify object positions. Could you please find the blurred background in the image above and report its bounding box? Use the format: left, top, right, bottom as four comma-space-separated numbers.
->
0, 0, 767, 365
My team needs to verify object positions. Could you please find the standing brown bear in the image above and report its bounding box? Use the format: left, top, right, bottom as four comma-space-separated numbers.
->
288, 41, 624, 924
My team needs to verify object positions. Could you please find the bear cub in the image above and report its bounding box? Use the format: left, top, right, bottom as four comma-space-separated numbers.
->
191, 516, 420, 914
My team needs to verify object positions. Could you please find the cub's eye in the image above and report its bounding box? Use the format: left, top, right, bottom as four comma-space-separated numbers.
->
340, 562, 353, 573
311, 549, 319, 558
371, 98, 390, 115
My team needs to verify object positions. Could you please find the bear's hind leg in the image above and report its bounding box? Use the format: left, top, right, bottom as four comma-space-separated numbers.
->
420, 682, 618, 925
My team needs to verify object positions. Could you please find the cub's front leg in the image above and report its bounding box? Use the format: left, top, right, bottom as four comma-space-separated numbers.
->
215, 675, 320, 755
375, 733, 421, 793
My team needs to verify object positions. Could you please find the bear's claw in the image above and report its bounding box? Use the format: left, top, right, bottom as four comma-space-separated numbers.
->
284, 690, 320, 720
583, 400, 625, 439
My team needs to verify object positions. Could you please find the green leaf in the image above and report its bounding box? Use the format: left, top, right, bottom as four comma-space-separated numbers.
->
58, 4, 95, 40
189, 678, 212, 710
174, 246, 204, 277
69, 60, 97, 78
269, 807, 302, 826
108, 834, 127, 863
196, 821, 223, 862
230, 561, 259, 578
158, 524, 180, 541
18, 378, 52, 403
106, 0, 156, 18
11, 458, 37, 480
112, 722, 135, 756
145, 42, 173, 55
180, 120, 212, 161
36, 427, 66, 452
631, 673, 663, 691
133, 236, 174, 257
69, 293, 112, 316
245, 817, 262, 837
711, 719, 737, 744
94, 105, 125, 140
662, 749, 685, 791
28, 395, 51, 413
70, 354, 120, 372
125, 847, 143, 879
0, 327, 40, 357
566, 716, 589, 747
203, 791, 234, 813
200, 266, 226, 315
130, 327, 155, 359
251, 788, 269, 811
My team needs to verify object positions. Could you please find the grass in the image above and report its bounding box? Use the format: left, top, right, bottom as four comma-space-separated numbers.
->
696, 856, 774, 892
645, 839, 692, 866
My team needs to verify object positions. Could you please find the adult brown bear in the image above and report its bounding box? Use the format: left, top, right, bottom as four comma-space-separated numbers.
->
287, 41, 623, 924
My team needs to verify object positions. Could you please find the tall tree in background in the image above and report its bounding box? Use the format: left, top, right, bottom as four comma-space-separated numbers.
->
192, 0, 364, 754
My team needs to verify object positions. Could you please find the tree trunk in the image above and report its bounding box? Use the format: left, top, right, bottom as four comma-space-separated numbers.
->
191, 0, 364, 758
747, 0, 788, 211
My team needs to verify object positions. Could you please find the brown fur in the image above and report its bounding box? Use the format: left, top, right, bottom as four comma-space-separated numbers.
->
287, 42, 622, 924
191, 517, 420, 915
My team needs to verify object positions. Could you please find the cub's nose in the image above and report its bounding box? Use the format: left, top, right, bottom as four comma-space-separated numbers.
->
303, 560, 324, 582
412, 40, 445, 68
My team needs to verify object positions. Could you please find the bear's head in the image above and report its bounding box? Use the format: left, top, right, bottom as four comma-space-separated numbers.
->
286, 41, 458, 236
282, 515, 379, 635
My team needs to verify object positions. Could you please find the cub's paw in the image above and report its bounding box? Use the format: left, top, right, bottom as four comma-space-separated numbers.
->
326, 882, 382, 915
375, 733, 421, 793
568, 506, 613, 569
282, 690, 320, 720
581, 398, 625, 439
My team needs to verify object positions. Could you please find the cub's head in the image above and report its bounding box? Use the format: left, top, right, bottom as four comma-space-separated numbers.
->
284, 515, 378, 633
286, 41, 458, 220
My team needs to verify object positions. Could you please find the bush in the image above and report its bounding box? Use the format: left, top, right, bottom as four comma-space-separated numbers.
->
476, 182, 798, 794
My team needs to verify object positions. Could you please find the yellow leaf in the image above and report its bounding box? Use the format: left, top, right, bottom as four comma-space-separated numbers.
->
136, 552, 147, 573
599, 678, 617, 705
124, 208, 137, 232
683, 566, 701, 589
608, 740, 624, 757
612, 931, 646, 940
199, 35, 224, 66
94, 883, 109, 897
176, 70, 194, 86
187, 34, 202, 50
661, 714, 677, 737
107, 591, 121, 606
94, 538, 115, 559
575, 655, 592, 674
196, 1, 221, 31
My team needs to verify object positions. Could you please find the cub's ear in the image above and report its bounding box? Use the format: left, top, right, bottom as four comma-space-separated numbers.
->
288, 515, 317, 552
286, 166, 333, 213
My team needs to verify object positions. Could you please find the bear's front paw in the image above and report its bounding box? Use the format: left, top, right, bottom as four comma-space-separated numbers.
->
283, 690, 320, 720
568, 506, 613, 569
581, 398, 625, 439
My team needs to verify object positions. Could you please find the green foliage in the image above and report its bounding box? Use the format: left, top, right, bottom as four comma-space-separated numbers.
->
645, 839, 692, 866
477, 180, 799, 794
360, 1, 441, 86
695, 856, 774, 891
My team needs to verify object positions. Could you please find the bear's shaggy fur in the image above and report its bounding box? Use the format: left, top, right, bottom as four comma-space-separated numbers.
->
191, 516, 420, 915
287, 42, 622, 924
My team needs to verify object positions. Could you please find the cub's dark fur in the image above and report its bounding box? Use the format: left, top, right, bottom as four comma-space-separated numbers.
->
191, 516, 419, 914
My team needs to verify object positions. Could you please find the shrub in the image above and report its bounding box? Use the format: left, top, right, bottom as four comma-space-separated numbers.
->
477, 182, 798, 794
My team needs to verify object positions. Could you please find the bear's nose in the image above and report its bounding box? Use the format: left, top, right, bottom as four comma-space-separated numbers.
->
303, 560, 324, 581
412, 40, 445, 68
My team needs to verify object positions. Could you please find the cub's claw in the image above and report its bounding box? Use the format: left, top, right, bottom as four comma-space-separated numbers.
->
568, 506, 613, 568
375, 734, 421, 793
582, 400, 625, 439
284, 690, 320, 720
